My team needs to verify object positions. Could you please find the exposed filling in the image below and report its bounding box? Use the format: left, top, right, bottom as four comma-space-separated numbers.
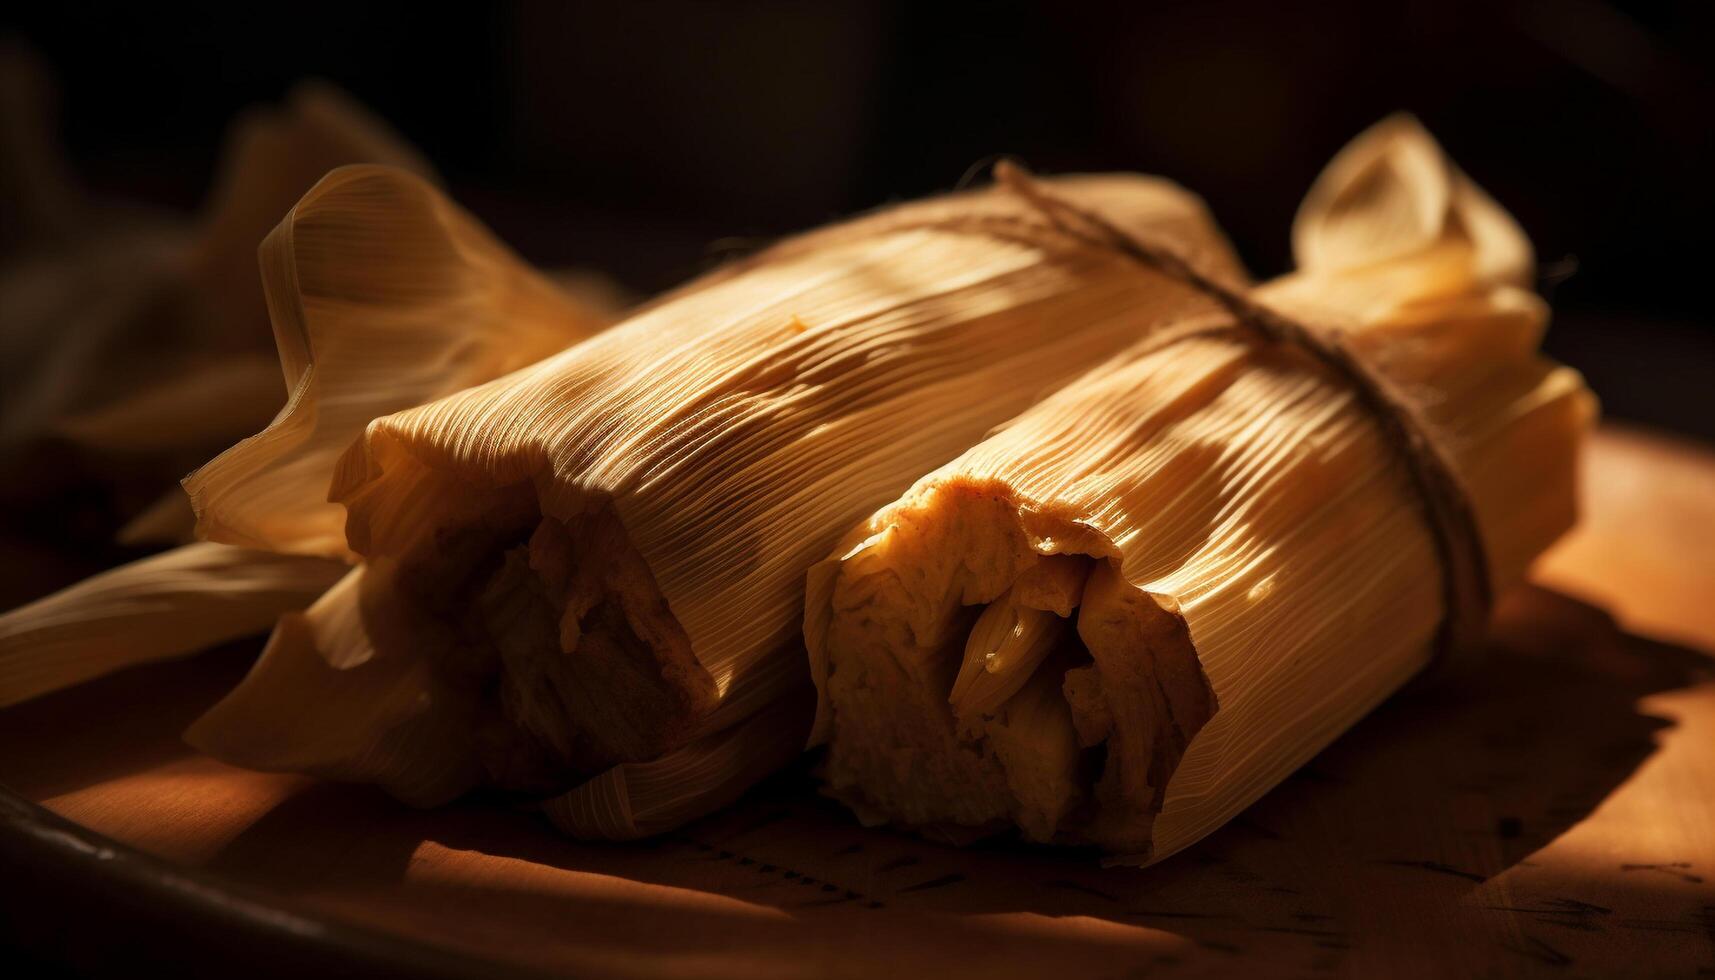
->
378, 495, 717, 795
818, 482, 1215, 855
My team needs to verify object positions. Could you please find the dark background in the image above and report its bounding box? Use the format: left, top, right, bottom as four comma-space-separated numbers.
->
5, 0, 1713, 438
0, 6, 1710, 976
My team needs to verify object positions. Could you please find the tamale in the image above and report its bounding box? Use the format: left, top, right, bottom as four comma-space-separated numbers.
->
803, 117, 1596, 863
186, 166, 1250, 837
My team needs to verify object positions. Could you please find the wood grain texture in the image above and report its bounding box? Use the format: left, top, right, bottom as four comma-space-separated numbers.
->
1, 425, 1711, 978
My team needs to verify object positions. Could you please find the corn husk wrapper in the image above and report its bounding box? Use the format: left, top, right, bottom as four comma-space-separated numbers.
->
183, 163, 613, 558
804, 117, 1596, 864
187, 168, 1251, 837
0, 543, 346, 708
0, 164, 615, 707
0, 74, 435, 546
0, 74, 431, 708
182, 566, 482, 804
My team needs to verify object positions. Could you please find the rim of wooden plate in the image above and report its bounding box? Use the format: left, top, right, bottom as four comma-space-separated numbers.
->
0, 784, 549, 979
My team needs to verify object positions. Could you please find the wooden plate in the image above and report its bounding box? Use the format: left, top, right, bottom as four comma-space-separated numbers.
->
3, 426, 1712, 978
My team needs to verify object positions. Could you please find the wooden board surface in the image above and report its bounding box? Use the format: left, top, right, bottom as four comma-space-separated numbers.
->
2, 426, 1712, 978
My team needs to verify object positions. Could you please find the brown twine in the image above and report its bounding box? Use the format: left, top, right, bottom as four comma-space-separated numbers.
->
988, 161, 1492, 662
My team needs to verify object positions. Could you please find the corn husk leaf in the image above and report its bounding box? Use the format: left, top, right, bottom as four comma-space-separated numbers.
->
543, 691, 813, 840
184, 567, 482, 805
3, 81, 431, 470
183, 164, 614, 558
185, 81, 434, 345
0, 542, 345, 707
1, 86, 621, 713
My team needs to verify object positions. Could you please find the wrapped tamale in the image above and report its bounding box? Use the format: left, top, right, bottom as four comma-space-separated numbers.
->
803, 117, 1595, 863
184, 165, 1251, 837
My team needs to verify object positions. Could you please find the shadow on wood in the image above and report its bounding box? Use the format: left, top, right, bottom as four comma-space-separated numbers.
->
4, 581, 1710, 976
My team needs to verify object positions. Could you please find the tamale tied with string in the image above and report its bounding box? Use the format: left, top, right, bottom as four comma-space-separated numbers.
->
803, 117, 1595, 864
